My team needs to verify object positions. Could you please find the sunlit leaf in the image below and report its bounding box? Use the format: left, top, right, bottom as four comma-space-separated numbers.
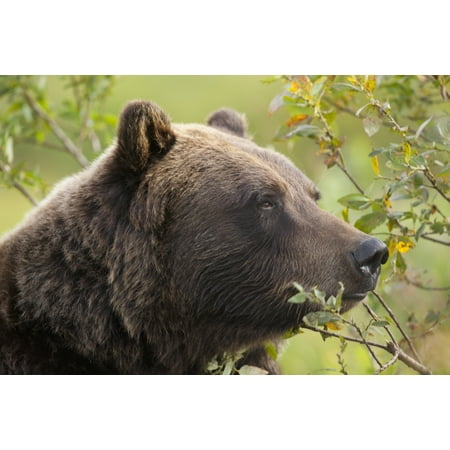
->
238, 365, 268, 375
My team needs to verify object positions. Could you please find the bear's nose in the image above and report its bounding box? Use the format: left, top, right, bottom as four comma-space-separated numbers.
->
352, 238, 389, 274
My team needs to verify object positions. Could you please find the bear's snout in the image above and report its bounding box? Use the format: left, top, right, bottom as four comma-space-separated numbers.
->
352, 237, 389, 275
343, 237, 389, 301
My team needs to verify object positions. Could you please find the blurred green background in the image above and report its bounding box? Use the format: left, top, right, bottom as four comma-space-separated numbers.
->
1, 76, 449, 374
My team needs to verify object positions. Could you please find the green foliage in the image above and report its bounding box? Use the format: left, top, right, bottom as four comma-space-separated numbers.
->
0, 75, 117, 202
270, 75, 450, 374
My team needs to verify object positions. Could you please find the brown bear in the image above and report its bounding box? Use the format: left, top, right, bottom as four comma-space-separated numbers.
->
0, 100, 388, 374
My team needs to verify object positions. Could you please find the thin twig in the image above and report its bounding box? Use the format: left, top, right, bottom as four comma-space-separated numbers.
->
375, 347, 399, 375
301, 324, 387, 350
0, 161, 38, 206
302, 324, 432, 374
423, 168, 450, 203
421, 234, 450, 246
371, 291, 424, 365
404, 275, 450, 291
343, 317, 383, 368
363, 302, 398, 345
21, 89, 89, 168
335, 160, 365, 194
386, 342, 431, 375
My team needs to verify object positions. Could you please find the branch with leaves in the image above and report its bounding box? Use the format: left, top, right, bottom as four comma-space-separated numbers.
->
266, 75, 450, 374
0, 75, 117, 205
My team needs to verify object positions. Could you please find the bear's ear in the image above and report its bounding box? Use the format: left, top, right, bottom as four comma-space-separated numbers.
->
207, 108, 247, 137
117, 100, 175, 172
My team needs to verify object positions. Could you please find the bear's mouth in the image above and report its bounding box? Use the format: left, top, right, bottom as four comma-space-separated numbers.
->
339, 292, 370, 313
342, 292, 369, 302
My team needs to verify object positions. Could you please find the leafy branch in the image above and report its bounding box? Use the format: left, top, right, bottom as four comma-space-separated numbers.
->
0, 76, 117, 205
21, 87, 90, 168
288, 284, 431, 375
0, 160, 38, 206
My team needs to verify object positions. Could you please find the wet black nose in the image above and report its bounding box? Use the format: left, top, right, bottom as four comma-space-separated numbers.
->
352, 238, 389, 274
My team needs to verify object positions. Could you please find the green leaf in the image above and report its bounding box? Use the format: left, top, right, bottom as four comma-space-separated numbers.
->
264, 342, 278, 360
261, 76, 282, 84
368, 147, 388, 157
395, 251, 407, 274
338, 193, 371, 210
287, 124, 322, 138
437, 164, 450, 177
331, 82, 361, 93
303, 311, 340, 327
288, 292, 309, 304
4, 137, 13, 164
238, 365, 268, 375
354, 211, 386, 233
403, 142, 411, 164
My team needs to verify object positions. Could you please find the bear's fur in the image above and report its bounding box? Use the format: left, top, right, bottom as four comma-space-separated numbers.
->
0, 100, 387, 374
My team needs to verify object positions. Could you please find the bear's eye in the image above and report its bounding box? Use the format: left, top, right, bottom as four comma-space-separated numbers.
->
258, 199, 276, 210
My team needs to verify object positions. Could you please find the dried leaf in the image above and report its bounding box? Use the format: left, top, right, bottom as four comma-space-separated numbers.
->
383, 193, 392, 209
286, 114, 308, 127
364, 76, 377, 93
363, 116, 382, 137
325, 321, 342, 331
403, 142, 412, 164
371, 156, 380, 176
